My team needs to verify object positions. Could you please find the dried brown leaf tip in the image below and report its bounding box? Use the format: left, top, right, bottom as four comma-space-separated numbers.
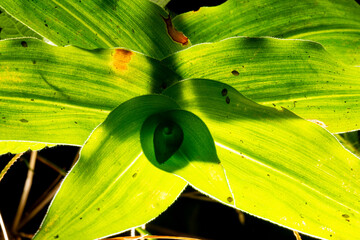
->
112, 49, 134, 71
162, 15, 189, 45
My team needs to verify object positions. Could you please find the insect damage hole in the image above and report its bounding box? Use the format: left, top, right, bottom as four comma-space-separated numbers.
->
21, 41, 28, 48
226, 96, 230, 104
231, 70, 239, 76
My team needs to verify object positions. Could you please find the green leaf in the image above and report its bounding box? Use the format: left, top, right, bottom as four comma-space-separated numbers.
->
149, 0, 171, 8
163, 79, 360, 240
0, 141, 55, 155
173, 0, 360, 65
0, 38, 180, 152
0, 7, 41, 40
162, 37, 360, 133
141, 110, 234, 205
0, 0, 186, 59
33, 95, 186, 240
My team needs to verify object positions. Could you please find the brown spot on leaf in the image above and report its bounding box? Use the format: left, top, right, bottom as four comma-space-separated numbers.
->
20, 119, 28, 123
221, 88, 228, 96
342, 214, 350, 218
162, 15, 189, 45
113, 49, 134, 71
227, 197, 233, 203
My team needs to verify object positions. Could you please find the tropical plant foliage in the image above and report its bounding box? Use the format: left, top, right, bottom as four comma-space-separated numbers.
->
0, 0, 360, 239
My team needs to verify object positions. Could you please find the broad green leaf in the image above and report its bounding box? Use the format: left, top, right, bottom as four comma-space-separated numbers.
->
164, 79, 360, 240
162, 37, 360, 133
149, 0, 171, 8
173, 0, 360, 65
0, 7, 41, 40
141, 110, 234, 205
0, 38, 180, 151
0, 141, 55, 155
34, 95, 186, 240
0, 0, 186, 59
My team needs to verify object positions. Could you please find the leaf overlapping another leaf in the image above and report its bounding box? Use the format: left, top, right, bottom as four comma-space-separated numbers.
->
162, 37, 360, 133
0, 38, 180, 154
163, 79, 360, 240
0, 0, 185, 59
173, 0, 360, 65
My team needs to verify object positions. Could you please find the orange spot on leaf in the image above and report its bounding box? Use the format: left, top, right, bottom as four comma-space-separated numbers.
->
113, 49, 134, 71
162, 15, 189, 45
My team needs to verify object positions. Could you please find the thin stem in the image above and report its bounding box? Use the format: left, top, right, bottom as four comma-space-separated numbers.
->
0, 153, 24, 182
12, 151, 37, 233
0, 212, 9, 240
293, 231, 302, 240
36, 155, 67, 176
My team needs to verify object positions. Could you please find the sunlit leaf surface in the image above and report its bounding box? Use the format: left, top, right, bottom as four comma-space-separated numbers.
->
164, 79, 360, 240
0, 7, 41, 40
0, 38, 180, 152
173, 0, 360, 65
162, 37, 360, 133
0, 0, 186, 59
33, 95, 186, 240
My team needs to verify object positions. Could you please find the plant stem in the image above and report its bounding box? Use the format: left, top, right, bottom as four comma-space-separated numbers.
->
12, 151, 37, 233
0, 212, 9, 240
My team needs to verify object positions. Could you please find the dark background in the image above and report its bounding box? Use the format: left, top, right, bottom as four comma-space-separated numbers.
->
1, 0, 360, 239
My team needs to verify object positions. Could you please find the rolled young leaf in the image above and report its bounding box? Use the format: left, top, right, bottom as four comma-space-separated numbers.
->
33, 95, 186, 240
162, 37, 360, 133
0, 38, 180, 154
141, 110, 235, 206
163, 79, 360, 240
173, 0, 360, 66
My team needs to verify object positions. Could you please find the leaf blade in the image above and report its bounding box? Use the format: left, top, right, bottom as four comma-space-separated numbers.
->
163, 79, 360, 240
0, 0, 186, 59
173, 0, 360, 65
0, 38, 180, 151
162, 37, 360, 133
34, 95, 187, 240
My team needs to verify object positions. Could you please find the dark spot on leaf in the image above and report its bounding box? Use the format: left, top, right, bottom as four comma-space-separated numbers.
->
227, 197, 233, 203
342, 214, 350, 218
132, 173, 137, 178
74, 121, 78, 124
20, 119, 28, 123
231, 70, 239, 76
97, 208, 100, 211
54, 235, 59, 239
272, 103, 276, 107
45, 24, 48, 27
221, 88, 228, 96
32, 60, 36, 64
21, 41, 28, 48
31, 99, 34, 101
80, 217, 82, 220
2, 117, 5, 119
267, 174, 270, 177
305, 202, 308, 205
0, 28, 2, 33
226, 96, 230, 104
